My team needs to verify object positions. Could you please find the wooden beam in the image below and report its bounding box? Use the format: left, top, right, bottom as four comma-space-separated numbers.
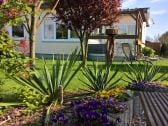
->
89, 35, 137, 39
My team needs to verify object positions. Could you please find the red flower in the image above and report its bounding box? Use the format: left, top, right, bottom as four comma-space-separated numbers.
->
18, 39, 29, 55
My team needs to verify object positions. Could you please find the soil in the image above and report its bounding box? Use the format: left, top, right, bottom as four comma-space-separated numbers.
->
0, 107, 45, 126
0, 90, 88, 126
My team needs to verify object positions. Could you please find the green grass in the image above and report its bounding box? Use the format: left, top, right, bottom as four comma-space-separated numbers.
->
0, 58, 168, 103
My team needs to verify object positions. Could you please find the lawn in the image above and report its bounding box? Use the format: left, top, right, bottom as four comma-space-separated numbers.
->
0, 58, 168, 103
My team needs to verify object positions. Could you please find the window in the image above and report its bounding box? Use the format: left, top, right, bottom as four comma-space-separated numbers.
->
12, 25, 24, 38
127, 25, 135, 35
91, 28, 100, 36
44, 20, 55, 39
56, 25, 68, 39
118, 25, 127, 34
118, 24, 135, 35
70, 30, 78, 38
43, 19, 78, 41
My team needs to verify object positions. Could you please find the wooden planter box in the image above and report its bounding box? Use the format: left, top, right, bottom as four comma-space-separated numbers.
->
108, 99, 134, 126
105, 29, 118, 36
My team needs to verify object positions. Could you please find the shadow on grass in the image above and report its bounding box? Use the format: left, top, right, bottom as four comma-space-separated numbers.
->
0, 93, 21, 103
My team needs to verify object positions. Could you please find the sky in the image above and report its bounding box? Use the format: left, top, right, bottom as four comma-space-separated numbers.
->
122, 0, 168, 39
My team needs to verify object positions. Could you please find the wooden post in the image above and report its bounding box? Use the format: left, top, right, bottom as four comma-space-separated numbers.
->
105, 28, 118, 64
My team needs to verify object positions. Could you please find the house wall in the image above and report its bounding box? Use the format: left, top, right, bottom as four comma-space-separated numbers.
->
7, 13, 145, 60
88, 14, 136, 59
35, 14, 137, 56
142, 22, 147, 44
36, 27, 80, 54
32, 16, 81, 55
118, 14, 136, 24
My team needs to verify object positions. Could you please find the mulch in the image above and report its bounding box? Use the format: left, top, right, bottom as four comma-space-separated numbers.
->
0, 90, 88, 126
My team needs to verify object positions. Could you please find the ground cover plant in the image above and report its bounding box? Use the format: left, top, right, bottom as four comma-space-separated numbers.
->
50, 97, 127, 126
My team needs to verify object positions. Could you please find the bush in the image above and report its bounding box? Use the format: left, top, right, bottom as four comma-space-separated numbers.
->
79, 62, 121, 92
95, 86, 133, 102
123, 61, 167, 91
19, 87, 48, 114
161, 43, 168, 57
0, 29, 30, 76
11, 49, 82, 105
142, 47, 155, 57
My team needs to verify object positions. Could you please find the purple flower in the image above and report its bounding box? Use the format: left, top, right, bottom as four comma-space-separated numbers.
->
57, 113, 64, 121
90, 111, 99, 120
51, 112, 68, 124
118, 103, 125, 110
83, 111, 90, 119
101, 114, 109, 123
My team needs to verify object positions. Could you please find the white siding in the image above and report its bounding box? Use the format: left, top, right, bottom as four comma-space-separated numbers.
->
142, 22, 147, 44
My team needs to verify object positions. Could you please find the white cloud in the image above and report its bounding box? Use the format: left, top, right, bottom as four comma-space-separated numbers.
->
151, 9, 167, 15
122, 0, 137, 8
148, 0, 162, 3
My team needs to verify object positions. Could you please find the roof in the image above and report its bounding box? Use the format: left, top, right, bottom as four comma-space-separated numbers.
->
121, 8, 150, 26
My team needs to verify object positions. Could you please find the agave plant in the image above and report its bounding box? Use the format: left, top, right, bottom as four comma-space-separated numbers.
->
79, 62, 121, 92
11, 49, 82, 104
123, 61, 167, 84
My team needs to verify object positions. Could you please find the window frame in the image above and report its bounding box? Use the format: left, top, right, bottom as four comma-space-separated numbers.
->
8, 25, 26, 41
118, 24, 136, 35
42, 19, 79, 42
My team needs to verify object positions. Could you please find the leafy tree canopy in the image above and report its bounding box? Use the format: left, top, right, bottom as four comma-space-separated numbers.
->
55, 0, 121, 64
159, 31, 168, 43
56, 0, 121, 36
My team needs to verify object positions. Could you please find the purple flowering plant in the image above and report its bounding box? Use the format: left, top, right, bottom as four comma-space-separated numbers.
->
51, 97, 127, 126
127, 81, 168, 92
123, 61, 167, 91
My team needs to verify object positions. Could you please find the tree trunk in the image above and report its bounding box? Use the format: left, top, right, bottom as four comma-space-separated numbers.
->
80, 34, 89, 66
29, 6, 37, 67
84, 33, 89, 65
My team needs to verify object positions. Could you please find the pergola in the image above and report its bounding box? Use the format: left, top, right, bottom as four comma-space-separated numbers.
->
89, 8, 151, 61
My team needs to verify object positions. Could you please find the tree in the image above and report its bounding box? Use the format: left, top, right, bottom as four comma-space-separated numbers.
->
55, 0, 121, 65
159, 31, 168, 43
0, 0, 60, 66
159, 31, 168, 56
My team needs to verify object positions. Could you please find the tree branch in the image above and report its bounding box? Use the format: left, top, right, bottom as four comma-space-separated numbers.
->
36, 0, 60, 29
51, 0, 60, 14
24, 15, 31, 33
37, 1, 43, 11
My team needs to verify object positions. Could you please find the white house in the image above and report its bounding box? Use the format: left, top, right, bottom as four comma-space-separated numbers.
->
7, 8, 151, 61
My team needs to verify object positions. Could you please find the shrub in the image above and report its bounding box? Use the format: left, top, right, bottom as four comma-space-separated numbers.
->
79, 62, 121, 92
161, 43, 168, 57
0, 29, 30, 76
142, 47, 155, 57
95, 86, 133, 101
11, 49, 82, 104
19, 87, 48, 114
123, 61, 167, 91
